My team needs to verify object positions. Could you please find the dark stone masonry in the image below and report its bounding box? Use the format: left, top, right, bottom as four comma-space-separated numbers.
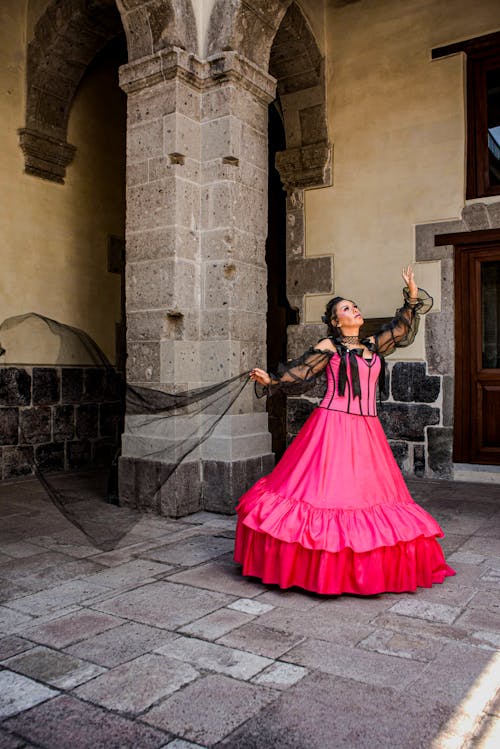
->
0, 366, 123, 480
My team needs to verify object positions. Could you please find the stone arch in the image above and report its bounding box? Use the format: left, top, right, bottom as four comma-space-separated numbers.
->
19, 0, 198, 183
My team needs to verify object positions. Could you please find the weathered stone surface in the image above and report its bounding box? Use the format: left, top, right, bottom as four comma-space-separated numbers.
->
61, 369, 84, 403
413, 443, 425, 477
391, 362, 440, 403
218, 621, 304, 658
74, 654, 199, 714
202, 457, 268, 513
141, 535, 233, 567
3, 446, 33, 479
0, 670, 57, 719
93, 581, 232, 630
0, 369, 31, 406
415, 219, 464, 261
83, 369, 106, 402
442, 374, 454, 427
32, 369, 59, 405
426, 311, 454, 376
3, 694, 169, 748
143, 673, 278, 746
4, 645, 104, 689
34, 443, 64, 473
53, 404, 75, 441
23, 609, 122, 649
178, 608, 253, 641
167, 559, 264, 598
75, 405, 98, 440
462, 202, 491, 231
388, 441, 410, 472
67, 623, 177, 668
19, 407, 51, 444
427, 427, 453, 479
155, 635, 272, 680
0, 409, 18, 446
379, 403, 439, 441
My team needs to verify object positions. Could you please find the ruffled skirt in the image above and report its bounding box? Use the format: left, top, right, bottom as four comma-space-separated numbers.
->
234, 407, 455, 595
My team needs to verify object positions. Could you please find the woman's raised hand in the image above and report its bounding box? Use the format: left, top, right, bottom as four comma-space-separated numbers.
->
402, 265, 418, 298
250, 368, 272, 386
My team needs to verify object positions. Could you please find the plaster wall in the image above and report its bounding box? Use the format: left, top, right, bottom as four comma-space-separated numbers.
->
0, 0, 124, 365
304, 0, 500, 359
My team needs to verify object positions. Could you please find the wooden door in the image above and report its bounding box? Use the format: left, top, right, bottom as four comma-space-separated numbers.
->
455, 241, 500, 464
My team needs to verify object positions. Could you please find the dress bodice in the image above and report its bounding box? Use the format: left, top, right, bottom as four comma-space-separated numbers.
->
320, 351, 381, 416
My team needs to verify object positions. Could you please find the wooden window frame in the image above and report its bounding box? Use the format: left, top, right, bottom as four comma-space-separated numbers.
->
433, 31, 500, 200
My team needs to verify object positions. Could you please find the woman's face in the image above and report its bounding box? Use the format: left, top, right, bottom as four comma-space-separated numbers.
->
333, 299, 364, 329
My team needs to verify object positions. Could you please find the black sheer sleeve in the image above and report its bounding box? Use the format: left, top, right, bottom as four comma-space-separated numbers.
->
256, 347, 334, 397
372, 287, 433, 357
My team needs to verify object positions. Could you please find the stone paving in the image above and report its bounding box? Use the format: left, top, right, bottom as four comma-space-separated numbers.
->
0, 475, 499, 748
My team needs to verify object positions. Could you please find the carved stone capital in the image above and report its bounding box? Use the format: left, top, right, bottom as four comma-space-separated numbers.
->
18, 128, 76, 184
119, 46, 276, 104
275, 143, 332, 191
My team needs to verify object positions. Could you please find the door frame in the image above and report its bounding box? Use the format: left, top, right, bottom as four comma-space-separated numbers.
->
437, 228, 500, 463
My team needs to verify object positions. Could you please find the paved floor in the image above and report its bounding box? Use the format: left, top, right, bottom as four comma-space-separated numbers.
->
0, 474, 499, 749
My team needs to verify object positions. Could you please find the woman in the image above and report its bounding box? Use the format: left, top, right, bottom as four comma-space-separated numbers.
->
234, 267, 455, 595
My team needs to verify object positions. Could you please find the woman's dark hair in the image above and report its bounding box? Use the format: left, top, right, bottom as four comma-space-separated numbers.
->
322, 296, 345, 340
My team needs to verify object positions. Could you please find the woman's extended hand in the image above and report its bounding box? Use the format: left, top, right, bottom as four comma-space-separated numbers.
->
250, 368, 272, 386
402, 265, 418, 298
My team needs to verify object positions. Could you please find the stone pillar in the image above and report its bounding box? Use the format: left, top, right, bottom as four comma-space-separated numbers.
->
118, 48, 276, 516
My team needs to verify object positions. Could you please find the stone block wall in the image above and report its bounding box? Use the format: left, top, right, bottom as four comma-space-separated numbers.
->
0, 366, 123, 480
286, 360, 446, 479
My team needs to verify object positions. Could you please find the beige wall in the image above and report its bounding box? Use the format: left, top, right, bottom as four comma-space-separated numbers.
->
302, 0, 500, 358
0, 0, 125, 365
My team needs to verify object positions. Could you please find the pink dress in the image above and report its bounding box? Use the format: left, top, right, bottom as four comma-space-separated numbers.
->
234, 347, 456, 595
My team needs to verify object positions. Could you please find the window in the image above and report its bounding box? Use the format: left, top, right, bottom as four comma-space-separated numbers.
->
433, 31, 500, 199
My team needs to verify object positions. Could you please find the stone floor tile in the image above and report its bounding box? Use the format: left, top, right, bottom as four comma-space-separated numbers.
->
448, 551, 486, 565
371, 611, 470, 644
142, 674, 278, 746
163, 741, 207, 749
83, 559, 174, 588
0, 670, 58, 719
388, 598, 463, 624
155, 635, 272, 680
438, 534, 469, 555
471, 630, 500, 649
217, 671, 451, 749
0, 606, 34, 636
217, 622, 304, 658
461, 536, 500, 556
18, 558, 106, 592
227, 598, 274, 615
282, 637, 426, 688
255, 588, 322, 611
74, 653, 199, 714
21, 608, 123, 648
3, 645, 106, 689
357, 627, 446, 662
92, 581, 232, 630
251, 662, 308, 690
3, 694, 170, 749
313, 592, 397, 621
407, 642, 495, 709
0, 635, 34, 660
167, 559, 264, 597
66, 621, 177, 667
0, 542, 49, 559
0, 578, 35, 603
409, 583, 477, 608
178, 608, 253, 641
0, 552, 72, 582
0, 727, 28, 749
138, 535, 233, 567
5, 579, 110, 617
256, 605, 374, 646
28, 536, 98, 558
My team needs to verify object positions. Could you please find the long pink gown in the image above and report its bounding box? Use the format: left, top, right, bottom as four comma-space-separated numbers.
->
234, 341, 456, 595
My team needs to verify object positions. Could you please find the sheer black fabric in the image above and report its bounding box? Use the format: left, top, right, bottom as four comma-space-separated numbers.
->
0, 312, 251, 549
260, 288, 433, 399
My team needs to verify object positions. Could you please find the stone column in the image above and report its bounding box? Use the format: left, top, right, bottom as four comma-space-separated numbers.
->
118, 49, 276, 515
198, 52, 276, 511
